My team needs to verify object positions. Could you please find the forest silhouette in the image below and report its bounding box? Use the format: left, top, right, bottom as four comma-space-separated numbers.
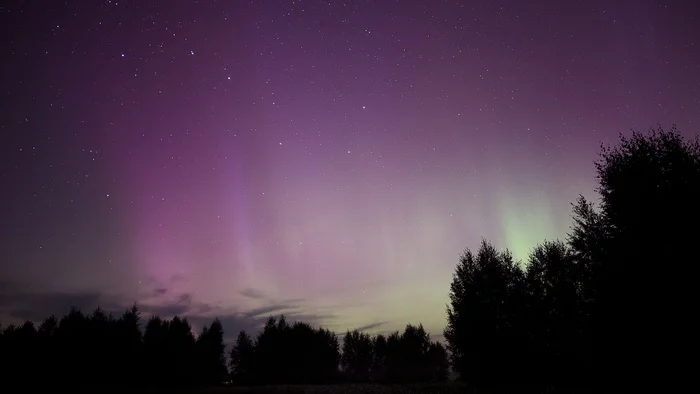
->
1, 126, 697, 392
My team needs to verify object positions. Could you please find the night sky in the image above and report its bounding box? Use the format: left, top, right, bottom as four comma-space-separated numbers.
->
1, 0, 699, 341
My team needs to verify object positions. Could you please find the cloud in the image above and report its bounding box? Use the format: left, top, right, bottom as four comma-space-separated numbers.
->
0, 282, 121, 323
170, 274, 187, 283
139, 276, 159, 288
355, 321, 386, 332
0, 282, 336, 347
128, 284, 336, 341
140, 301, 190, 318
187, 298, 336, 343
138, 291, 196, 317
176, 293, 192, 304
241, 303, 298, 319
240, 288, 266, 299
153, 288, 168, 296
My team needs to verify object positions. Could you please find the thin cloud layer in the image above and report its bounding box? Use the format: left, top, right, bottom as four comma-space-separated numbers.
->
0, 281, 336, 344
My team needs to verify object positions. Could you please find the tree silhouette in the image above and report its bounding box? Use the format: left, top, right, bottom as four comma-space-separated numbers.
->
167, 316, 197, 385
196, 318, 228, 385
337, 324, 449, 384
443, 239, 526, 388
56, 307, 90, 387
524, 240, 588, 386
251, 315, 284, 384
441, 126, 699, 390
86, 307, 114, 384
245, 315, 341, 385
370, 334, 388, 382
397, 324, 433, 383
230, 330, 256, 384
114, 304, 144, 386
314, 326, 342, 383
427, 341, 449, 382
37, 315, 58, 385
143, 315, 170, 385
341, 329, 374, 382
384, 331, 403, 382
567, 195, 609, 315
589, 126, 700, 387
2, 321, 38, 385
2, 307, 365, 387
288, 321, 323, 383
3, 306, 458, 388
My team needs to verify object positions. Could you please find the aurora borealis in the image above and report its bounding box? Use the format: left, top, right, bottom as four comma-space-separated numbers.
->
1, 0, 699, 342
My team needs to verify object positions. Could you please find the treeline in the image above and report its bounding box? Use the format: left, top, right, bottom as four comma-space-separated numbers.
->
0, 306, 227, 388
0, 308, 449, 388
444, 126, 699, 391
229, 316, 449, 385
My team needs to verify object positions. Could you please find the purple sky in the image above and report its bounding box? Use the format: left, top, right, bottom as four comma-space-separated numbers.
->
1, 0, 699, 341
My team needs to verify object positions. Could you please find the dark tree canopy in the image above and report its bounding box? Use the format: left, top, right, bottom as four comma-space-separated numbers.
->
341, 329, 374, 382
225, 316, 447, 386
0, 308, 450, 388
444, 239, 526, 386
592, 126, 700, 385
445, 126, 699, 391
229, 330, 256, 385
196, 318, 228, 385
3, 304, 447, 388
0, 305, 227, 389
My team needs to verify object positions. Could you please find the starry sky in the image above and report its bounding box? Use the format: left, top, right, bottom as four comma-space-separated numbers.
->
1, 0, 699, 341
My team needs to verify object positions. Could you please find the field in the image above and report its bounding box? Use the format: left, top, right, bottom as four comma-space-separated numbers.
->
168, 384, 595, 394
42, 384, 474, 394
38, 383, 603, 394
205, 384, 471, 394
206, 385, 603, 394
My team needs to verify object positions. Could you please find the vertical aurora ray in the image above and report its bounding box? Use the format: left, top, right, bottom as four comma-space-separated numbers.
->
495, 184, 562, 264
222, 152, 275, 302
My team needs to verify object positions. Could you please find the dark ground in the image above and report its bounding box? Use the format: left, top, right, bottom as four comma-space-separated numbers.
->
203, 384, 470, 394
36, 384, 607, 394
207, 385, 602, 394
